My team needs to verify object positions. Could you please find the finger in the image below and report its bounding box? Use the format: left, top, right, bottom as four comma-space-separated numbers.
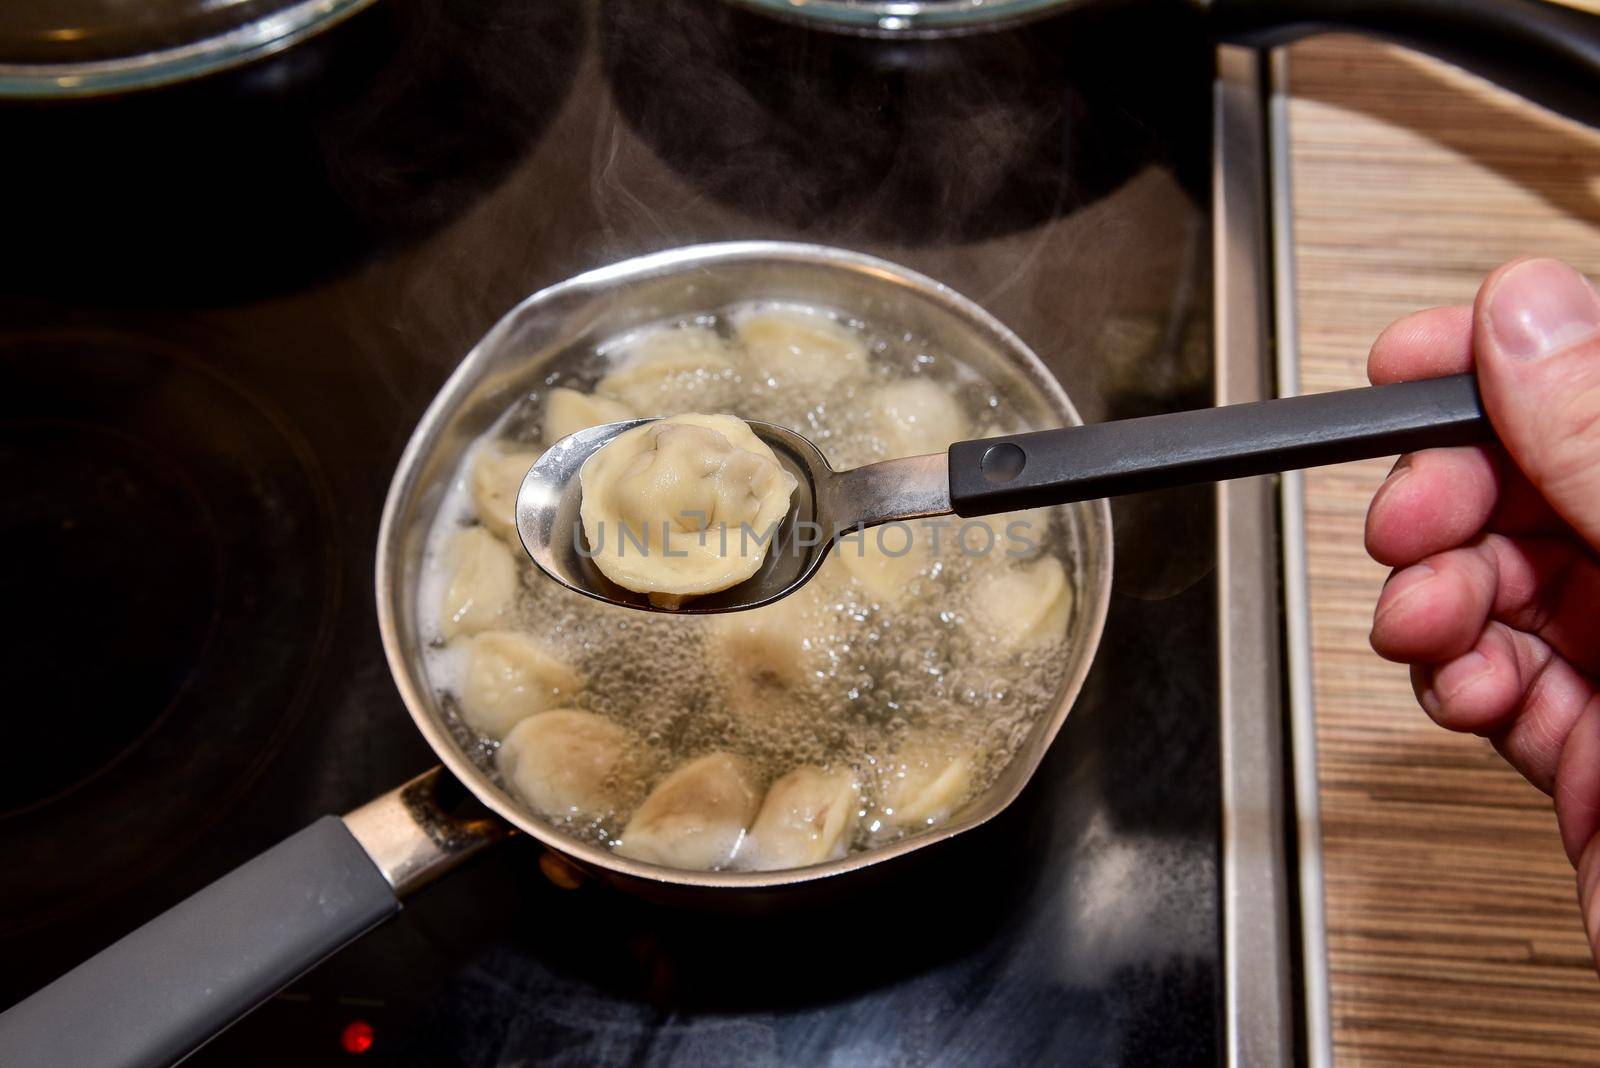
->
1493, 648, 1600, 795
1371, 549, 1496, 664
1366, 446, 1498, 567
1577, 834, 1600, 966
1553, 694, 1600, 865
1477, 534, 1600, 678
1412, 625, 1594, 796
1368, 304, 1474, 385
1374, 533, 1600, 673
1483, 453, 1572, 538
1366, 444, 1570, 568
1474, 258, 1600, 548
1410, 621, 1543, 735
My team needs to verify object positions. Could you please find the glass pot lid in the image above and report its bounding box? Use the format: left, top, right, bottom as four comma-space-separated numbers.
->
0, 0, 377, 98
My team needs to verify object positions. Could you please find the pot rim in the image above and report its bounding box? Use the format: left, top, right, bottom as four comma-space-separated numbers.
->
375, 240, 1114, 889
724, 0, 1074, 38
0, 0, 379, 99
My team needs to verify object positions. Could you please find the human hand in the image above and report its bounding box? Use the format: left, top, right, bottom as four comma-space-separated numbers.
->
1365, 258, 1600, 960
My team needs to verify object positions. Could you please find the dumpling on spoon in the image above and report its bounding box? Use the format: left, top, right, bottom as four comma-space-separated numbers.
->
578, 413, 798, 608
615, 752, 762, 870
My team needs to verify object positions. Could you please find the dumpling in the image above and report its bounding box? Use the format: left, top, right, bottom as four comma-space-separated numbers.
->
595, 327, 737, 415
578, 412, 798, 608
740, 765, 859, 871
868, 378, 969, 458
459, 631, 581, 738
615, 752, 762, 869
929, 511, 1052, 561
971, 508, 1053, 559
440, 527, 517, 640
471, 442, 542, 541
968, 554, 1073, 650
705, 580, 824, 704
832, 521, 935, 605
498, 710, 635, 822
735, 307, 866, 391
875, 734, 975, 831
543, 387, 635, 447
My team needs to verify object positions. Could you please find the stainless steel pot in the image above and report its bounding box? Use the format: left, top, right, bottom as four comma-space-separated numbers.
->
0, 242, 1113, 1067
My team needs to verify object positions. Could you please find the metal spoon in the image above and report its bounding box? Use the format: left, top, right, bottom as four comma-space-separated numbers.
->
516, 373, 1489, 614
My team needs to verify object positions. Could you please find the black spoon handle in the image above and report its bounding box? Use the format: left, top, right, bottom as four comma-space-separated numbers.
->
947, 373, 1490, 516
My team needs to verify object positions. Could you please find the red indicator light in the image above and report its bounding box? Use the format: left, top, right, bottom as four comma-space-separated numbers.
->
340, 1020, 375, 1055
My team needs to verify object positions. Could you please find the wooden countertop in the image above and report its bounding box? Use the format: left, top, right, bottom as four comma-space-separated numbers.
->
1285, 35, 1600, 1066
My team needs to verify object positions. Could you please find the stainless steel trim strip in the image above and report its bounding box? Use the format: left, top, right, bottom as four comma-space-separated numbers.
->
1269, 46, 1335, 1068
1214, 43, 1295, 1068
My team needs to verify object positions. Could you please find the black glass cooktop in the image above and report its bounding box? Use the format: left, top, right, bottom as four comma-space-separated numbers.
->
0, 0, 1221, 1063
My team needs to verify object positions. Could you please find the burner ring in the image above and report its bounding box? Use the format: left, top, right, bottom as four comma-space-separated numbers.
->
0, 417, 226, 816
0, 331, 341, 934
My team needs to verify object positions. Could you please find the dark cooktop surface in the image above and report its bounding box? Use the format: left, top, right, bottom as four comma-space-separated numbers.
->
0, 0, 1221, 1063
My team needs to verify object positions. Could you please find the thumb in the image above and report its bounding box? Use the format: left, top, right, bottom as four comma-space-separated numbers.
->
1475, 257, 1600, 548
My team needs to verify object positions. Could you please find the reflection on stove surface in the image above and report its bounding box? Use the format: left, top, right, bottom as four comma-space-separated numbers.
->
0, 333, 339, 932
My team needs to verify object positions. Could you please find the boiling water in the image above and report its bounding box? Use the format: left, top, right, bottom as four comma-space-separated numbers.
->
419, 302, 1076, 863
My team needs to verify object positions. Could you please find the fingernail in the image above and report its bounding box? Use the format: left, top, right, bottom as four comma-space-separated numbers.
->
1487, 259, 1600, 361
1372, 456, 1413, 509
1409, 664, 1442, 719
1435, 650, 1492, 700
1376, 563, 1435, 621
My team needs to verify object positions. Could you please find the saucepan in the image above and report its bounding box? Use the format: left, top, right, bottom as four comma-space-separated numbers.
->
0, 243, 1116, 1067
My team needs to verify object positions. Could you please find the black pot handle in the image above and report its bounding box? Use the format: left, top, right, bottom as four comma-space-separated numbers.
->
0, 769, 503, 1068
948, 373, 1489, 514
1209, 0, 1600, 127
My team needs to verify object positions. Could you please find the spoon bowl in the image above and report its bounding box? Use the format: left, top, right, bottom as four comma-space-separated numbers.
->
515, 417, 951, 613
